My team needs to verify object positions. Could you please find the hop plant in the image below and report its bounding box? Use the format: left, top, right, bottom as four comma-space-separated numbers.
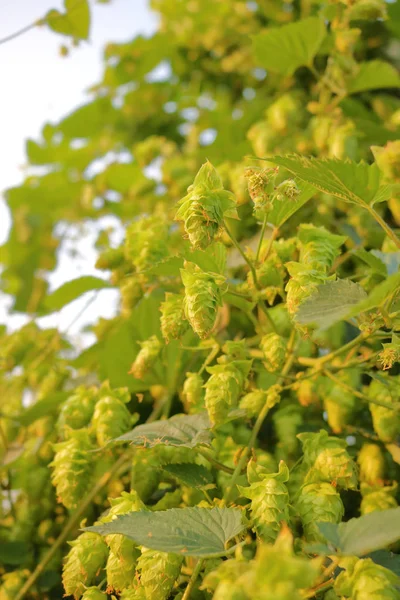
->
182, 372, 205, 413
129, 336, 162, 380
175, 161, 237, 249
160, 292, 188, 342
378, 334, 400, 370
294, 482, 344, 542
238, 461, 290, 543
120, 588, 147, 600
137, 550, 183, 600
92, 394, 133, 446
62, 532, 108, 599
0, 570, 31, 600
285, 262, 330, 318
95, 247, 125, 270
298, 225, 345, 270
181, 262, 224, 339
368, 376, 400, 442
298, 430, 358, 490
274, 179, 300, 202
82, 588, 108, 600
205, 360, 251, 426
360, 483, 398, 515
323, 379, 358, 433
239, 389, 267, 419
120, 276, 144, 317
50, 429, 94, 509
260, 333, 287, 373
57, 387, 98, 437
124, 215, 169, 271
357, 443, 386, 486
334, 557, 400, 600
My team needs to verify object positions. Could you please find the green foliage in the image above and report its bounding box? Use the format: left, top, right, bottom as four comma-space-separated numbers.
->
2, 1, 400, 598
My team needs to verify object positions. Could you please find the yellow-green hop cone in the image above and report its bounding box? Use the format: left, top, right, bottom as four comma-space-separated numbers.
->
298, 430, 358, 490
285, 262, 328, 318
124, 215, 169, 271
274, 178, 300, 202
50, 429, 94, 510
324, 385, 357, 434
160, 292, 188, 342
95, 247, 125, 270
131, 449, 162, 502
260, 333, 287, 373
82, 588, 108, 600
0, 570, 31, 600
120, 276, 144, 317
357, 443, 386, 486
92, 395, 133, 446
360, 482, 398, 515
335, 558, 400, 600
201, 558, 250, 600
181, 263, 224, 339
295, 482, 344, 543
205, 360, 251, 427
101, 490, 145, 558
182, 372, 205, 413
137, 550, 183, 600
129, 335, 162, 380
238, 461, 290, 543
57, 386, 98, 436
323, 590, 340, 600
298, 225, 346, 271
106, 547, 140, 594
368, 376, 400, 443
120, 587, 147, 600
62, 532, 108, 599
239, 389, 267, 419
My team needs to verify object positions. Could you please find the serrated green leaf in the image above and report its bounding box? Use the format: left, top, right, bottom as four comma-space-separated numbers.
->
347, 272, 400, 317
45, 0, 90, 40
268, 181, 316, 228
347, 61, 400, 95
353, 249, 387, 276
44, 276, 111, 312
267, 155, 384, 207
253, 17, 326, 76
114, 413, 213, 449
317, 508, 400, 556
295, 279, 367, 330
162, 463, 215, 489
85, 506, 245, 557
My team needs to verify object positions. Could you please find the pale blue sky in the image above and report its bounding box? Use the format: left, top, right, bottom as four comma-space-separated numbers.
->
0, 0, 157, 337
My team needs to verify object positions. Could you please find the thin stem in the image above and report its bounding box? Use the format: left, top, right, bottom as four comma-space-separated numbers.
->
323, 369, 400, 412
256, 215, 268, 262
365, 205, 400, 250
182, 559, 205, 600
198, 343, 220, 376
197, 448, 245, 475
298, 331, 369, 367
262, 226, 279, 263
224, 220, 258, 289
15, 452, 130, 600
0, 22, 37, 46
257, 300, 278, 333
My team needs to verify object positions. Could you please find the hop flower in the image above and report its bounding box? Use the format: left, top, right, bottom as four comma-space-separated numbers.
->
129, 336, 162, 380
274, 179, 300, 202
57, 387, 98, 437
360, 483, 398, 515
182, 372, 205, 413
238, 461, 291, 543
378, 334, 400, 370
205, 360, 251, 426
95, 248, 125, 270
82, 588, 108, 600
137, 550, 183, 600
92, 394, 133, 446
62, 532, 108, 599
0, 570, 31, 600
124, 215, 169, 271
285, 262, 329, 318
347, 0, 387, 21
181, 262, 224, 339
160, 293, 188, 342
298, 430, 358, 490
120, 276, 144, 317
260, 333, 287, 373
295, 482, 344, 542
298, 225, 346, 271
120, 588, 147, 600
368, 376, 400, 443
334, 558, 400, 600
357, 443, 386, 486
175, 161, 237, 249
239, 389, 267, 419
50, 429, 94, 509
324, 381, 357, 433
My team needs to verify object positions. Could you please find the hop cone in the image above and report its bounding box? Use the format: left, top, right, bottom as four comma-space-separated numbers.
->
137, 550, 183, 600
238, 461, 290, 543
50, 429, 94, 510
160, 293, 188, 342
182, 372, 205, 413
285, 262, 328, 318
368, 376, 400, 443
95, 247, 125, 270
124, 215, 168, 271
205, 361, 251, 426
324, 383, 357, 433
181, 263, 223, 339
120, 276, 144, 317
0, 570, 30, 600
106, 548, 140, 594
92, 395, 132, 446
360, 483, 398, 515
239, 389, 267, 419
120, 587, 147, 600
82, 588, 108, 600
62, 532, 108, 599
298, 225, 345, 270
130, 335, 162, 379
260, 333, 287, 373
335, 558, 400, 600
57, 386, 98, 436
295, 482, 344, 543
357, 443, 386, 485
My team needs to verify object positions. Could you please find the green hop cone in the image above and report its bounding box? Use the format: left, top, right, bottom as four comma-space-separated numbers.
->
131, 449, 162, 502
50, 429, 94, 510
62, 532, 108, 599
335, 558, 400, 600
182, 372, 205, 413
285, 262, 329, 318
324, 383, 357, 434
205, 360, 251, 427
298, 225, 346, 271
120, 588, 147, 600
175, 161, 237, 249
201, 558, 250, 600
92, 394, 132, 447
347, 0, 387, 20
260, 333, 287, 373
137, 550, 183, 600
357, 443, 386, 486
82, 588, 108, 600
360, 482, 398, 515
274, 179, 300, 202
57, 386, 98, 437
95, 247, 125, 270
298, 430, 358, 490
160, 292, 188, 342
120, 276, 144, 317
239, 389, 267, 419
368, 376, 400, 443
295, 482, 344, 543
181, 262, 224, 339
0, 570, 31, 600
238, 461, 291, 543
129, 335, 162, 380
124, 215, 169, 271
378, 334, 400, 370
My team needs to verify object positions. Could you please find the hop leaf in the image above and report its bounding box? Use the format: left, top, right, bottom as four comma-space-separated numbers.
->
238, 461, 291, 543
181, 262, 224, 339
137, 550, 183, 600
92, 394, 133, 446
295, 482, 344, 543
160, 293, 188, 342
175, 161, 237, 250
50, 429, 94, 510
129, 335, 162, 380
205, 360, 251, 426
62, 532, 108, 599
